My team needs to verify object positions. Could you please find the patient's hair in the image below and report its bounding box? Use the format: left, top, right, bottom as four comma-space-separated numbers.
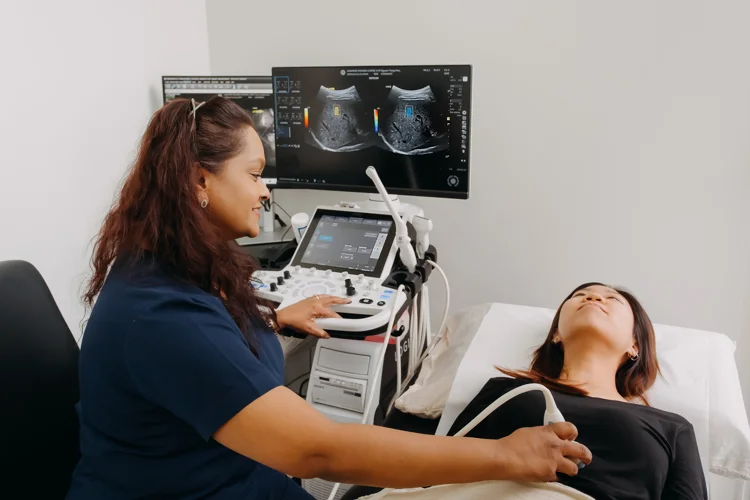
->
82, 97, 273, 343
500, 282, 659, 405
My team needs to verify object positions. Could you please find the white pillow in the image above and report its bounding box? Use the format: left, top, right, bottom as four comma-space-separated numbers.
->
394, 303, 491, 418
405, 303, 750, 481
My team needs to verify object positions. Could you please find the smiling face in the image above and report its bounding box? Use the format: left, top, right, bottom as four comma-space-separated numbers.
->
556, 284, 637, 358
201, 126, 270, 239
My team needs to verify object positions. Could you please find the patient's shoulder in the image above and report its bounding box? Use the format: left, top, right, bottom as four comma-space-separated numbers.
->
630, 400, 695, 429
484, 376, 530, 389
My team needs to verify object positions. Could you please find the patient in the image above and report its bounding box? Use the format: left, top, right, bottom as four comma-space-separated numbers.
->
448, 282, 708, 500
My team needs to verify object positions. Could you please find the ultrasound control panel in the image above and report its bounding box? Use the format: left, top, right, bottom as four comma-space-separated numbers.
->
272, 65, 472, 199
252, 207, 406, 333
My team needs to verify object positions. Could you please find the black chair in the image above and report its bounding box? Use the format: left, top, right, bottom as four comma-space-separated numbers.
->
0, 260, 80, 498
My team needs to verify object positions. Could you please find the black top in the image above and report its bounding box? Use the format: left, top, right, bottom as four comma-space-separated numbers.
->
448, 378, 707, 500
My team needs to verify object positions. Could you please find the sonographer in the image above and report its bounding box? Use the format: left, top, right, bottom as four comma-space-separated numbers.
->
66, 97, 591, 499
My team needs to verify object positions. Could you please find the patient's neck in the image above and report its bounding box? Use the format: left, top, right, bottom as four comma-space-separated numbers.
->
558, 342, 626, 402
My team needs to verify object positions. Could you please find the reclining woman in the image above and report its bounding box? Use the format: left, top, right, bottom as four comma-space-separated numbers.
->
448, 282, 708, 500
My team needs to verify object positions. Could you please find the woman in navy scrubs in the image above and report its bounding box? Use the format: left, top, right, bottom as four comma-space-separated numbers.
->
67, 97, 591, 499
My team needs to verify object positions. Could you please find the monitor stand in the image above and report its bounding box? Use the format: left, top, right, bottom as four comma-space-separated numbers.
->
260, 191, 275, 233
358, 194, 424, 224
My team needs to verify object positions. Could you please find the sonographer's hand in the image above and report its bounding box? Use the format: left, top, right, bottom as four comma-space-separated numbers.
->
496, 423, 592, 482
276, 295, 351, 339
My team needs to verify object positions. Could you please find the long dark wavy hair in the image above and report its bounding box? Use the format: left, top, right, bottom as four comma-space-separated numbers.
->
500, 282, 659, 405
83, 97, 273, 342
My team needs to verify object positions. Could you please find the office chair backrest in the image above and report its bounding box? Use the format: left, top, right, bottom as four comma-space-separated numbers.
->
0, 260, 80, 498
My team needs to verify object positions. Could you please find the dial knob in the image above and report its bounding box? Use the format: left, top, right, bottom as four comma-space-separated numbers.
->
277, 276, 284, 286
344, 278, 353, 288
270, 283, 278, 292
284, 270, 292, 279
346, 286, 357, 297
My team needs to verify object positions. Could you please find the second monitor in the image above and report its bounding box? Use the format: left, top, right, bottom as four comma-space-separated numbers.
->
273, 65, 472, 199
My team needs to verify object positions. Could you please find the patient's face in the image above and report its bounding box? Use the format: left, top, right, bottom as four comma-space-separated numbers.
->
557, 285, 635, 354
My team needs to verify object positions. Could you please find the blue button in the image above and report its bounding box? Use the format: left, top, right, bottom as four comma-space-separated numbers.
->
383, 290, 393, 294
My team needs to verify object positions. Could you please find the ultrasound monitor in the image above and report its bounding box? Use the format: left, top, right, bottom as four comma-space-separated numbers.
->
162, 76, 278, 185
272, 65, 472, 199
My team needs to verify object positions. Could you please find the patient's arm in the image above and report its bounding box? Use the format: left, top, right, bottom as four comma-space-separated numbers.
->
662, 422, 708, 500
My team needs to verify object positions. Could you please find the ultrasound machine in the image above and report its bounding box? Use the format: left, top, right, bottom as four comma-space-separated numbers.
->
164, 65, 472, 500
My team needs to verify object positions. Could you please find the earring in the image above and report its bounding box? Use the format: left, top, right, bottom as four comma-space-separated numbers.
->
552, 336, 561, 344
629, 352, 639, 361
200, 198, 208, 208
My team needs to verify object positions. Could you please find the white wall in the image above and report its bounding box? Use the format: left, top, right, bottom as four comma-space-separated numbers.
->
0, 0, 211, 337
207, 1, 750, 496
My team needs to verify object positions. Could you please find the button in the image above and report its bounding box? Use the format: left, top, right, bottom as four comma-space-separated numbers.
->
363, 291, 370, 297
359, 298, 373, 304
284, 270, 292, 279
342, 271, 349, 279
346, 286, 357, 297
325, 269, 333, 277
377, 301, 386, 306
295, 280, 301, 284
281, 289, 288, 295
383, 290, 393, 294
447, 175, 459, 187
270, 283, 278, 292
357, 274, 365, 282
294, 265, 301, 272
277, 276, 285, 286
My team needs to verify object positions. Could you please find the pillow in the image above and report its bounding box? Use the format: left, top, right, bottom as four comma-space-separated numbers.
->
419, 303, 750, 481
394, 303, 491, 418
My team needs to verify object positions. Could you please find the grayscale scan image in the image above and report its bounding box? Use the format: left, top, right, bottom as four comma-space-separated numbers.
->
306, 86, 372, 152
378, 86, 448, 155
251, 108, 276, 167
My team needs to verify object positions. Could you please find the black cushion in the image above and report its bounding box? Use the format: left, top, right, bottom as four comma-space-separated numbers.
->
0, 260, 80, 498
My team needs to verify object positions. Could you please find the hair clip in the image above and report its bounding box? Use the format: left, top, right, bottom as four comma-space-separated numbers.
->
189, 98, 205, 127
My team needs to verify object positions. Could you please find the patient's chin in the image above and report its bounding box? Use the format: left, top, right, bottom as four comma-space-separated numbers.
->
565, 321, 623, 349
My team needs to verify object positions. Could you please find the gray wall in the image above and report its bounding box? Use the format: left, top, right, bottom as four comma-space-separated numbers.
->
207, 0, 750, 408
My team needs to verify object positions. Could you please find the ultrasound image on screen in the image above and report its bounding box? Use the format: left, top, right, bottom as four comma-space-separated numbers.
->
307, 86, 374, 152
250, 108, 276, 168
378, 86, 448, 155
273, 65, 471, 199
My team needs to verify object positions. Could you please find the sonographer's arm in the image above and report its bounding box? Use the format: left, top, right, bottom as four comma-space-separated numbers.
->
213, 386, 592, 488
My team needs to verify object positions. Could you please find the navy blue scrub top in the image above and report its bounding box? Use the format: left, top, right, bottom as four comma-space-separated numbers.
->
67, 256, 313, 499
